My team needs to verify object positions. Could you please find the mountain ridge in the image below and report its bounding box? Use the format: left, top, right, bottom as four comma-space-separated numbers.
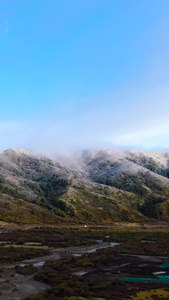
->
0, 147, 168, 223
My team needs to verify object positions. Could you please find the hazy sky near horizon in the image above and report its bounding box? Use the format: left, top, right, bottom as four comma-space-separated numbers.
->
0, 0, 169, 155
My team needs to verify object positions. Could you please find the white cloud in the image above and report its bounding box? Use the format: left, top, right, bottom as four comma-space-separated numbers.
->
0, 79, 169, 155
112, 120, 169, 148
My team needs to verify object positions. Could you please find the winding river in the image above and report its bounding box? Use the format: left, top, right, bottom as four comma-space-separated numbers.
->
0, 242, 119, 300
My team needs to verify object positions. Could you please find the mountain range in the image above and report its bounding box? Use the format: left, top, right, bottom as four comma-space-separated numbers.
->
0, 147, 169, 224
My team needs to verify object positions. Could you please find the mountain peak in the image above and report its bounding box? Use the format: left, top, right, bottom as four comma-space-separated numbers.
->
0, 147, 168, 222
3, 148, 33, 156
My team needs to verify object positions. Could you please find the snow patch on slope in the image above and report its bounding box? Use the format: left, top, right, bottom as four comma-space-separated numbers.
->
126, 150, 169, 167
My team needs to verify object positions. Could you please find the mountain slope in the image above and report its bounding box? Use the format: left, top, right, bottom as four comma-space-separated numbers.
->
0, 193, 62, 224
0, 147, 169, 223
76, 149, 169, 220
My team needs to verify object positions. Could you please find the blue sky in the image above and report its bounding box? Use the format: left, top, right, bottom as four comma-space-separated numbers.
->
0, 0, 169, 155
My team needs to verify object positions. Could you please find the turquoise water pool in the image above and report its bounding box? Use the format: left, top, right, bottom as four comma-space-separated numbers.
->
159, 261, 169, 269
122, 275, 169, 283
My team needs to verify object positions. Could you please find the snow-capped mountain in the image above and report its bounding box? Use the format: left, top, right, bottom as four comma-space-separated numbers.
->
0, 147, 169, 223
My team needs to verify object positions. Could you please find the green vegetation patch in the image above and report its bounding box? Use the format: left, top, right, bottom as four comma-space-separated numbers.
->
0, 245, 50, 262
67, 298, 106, 300
130, 288, 169, 300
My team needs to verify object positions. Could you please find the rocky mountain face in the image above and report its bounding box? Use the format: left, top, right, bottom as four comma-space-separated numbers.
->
0, 148, 169, 224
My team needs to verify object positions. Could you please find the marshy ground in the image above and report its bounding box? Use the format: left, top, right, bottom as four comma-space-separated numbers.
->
0, 223, 169, 299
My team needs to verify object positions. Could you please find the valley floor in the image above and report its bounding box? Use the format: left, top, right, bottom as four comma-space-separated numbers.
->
0, 223, 169, 299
